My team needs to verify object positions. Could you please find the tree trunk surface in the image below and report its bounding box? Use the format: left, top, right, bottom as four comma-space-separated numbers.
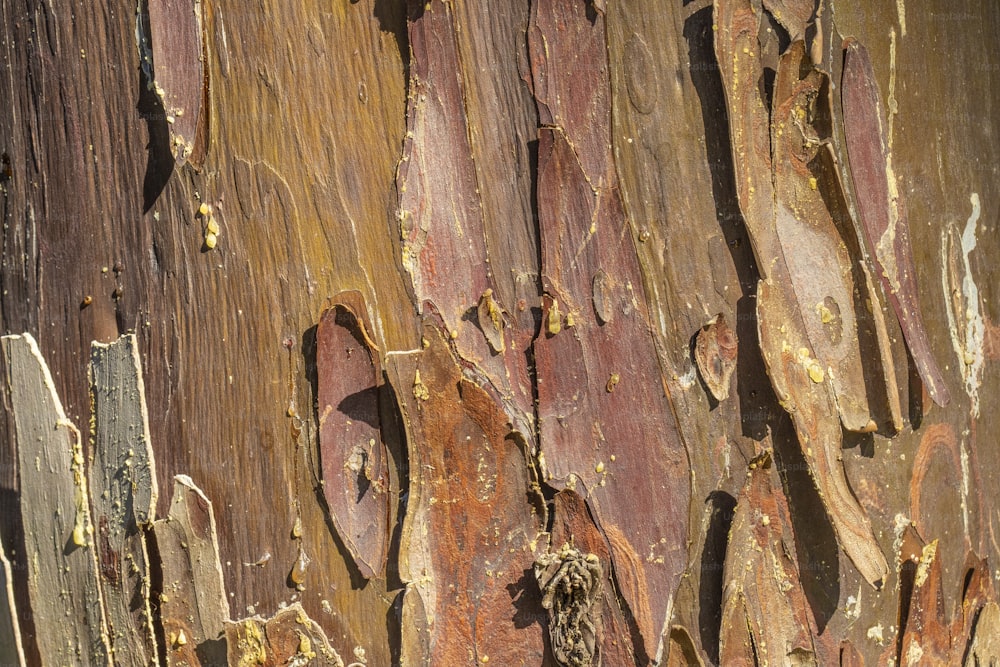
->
1, 0, 998, 665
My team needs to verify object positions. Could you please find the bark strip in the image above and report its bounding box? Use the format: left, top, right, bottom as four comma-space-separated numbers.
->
2, 334, 111, 664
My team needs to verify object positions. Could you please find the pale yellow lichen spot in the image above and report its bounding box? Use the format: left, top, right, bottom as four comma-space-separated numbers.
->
413, 370, 430, 401
816, 301, 835, 324
198, 202, 211, 217
238, 620, 267, 665
809, 176, 818, 190
204, 232, 218, 250
797, 347, 825, 383
595, 461, 605, 474
296, 632, 317, 660
808, 363, 825, 383
547, 300, 562, 335
566, 473, 578, 491
914, 540, 938, 588
71, 443, 90, 547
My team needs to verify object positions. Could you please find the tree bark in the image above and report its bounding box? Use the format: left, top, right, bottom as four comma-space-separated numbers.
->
1, 0, 999, 665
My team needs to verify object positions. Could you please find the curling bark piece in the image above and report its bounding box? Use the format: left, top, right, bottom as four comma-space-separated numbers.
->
841, 38, 951, 408
316, 291, 391, 579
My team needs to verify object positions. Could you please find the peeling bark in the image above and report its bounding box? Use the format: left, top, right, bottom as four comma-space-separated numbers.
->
316, 293, 391, 579
143, 0, 209, 167
153, 475, 230, 666
88, 334, 160, 665
719, 450, 827, 666
695, 314, 739, 402
714, 0, 888, 588
841, 39, 951, 408
2, 334, 111, 664
387, 318, 547, 665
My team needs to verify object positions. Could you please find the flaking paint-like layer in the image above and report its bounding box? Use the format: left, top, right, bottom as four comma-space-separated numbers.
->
941, 193, 985, 417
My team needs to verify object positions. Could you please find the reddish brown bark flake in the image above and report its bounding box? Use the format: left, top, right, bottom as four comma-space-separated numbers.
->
532, 107, 689, 667
316, 292, 390, 579
143, 0, 209, 167
694, 314, 739, 402
388, 320, 547, 665
841, 39, 950, 408
397, 0, 535, 440
527, 3, 691, 658
719, 451, 825, 666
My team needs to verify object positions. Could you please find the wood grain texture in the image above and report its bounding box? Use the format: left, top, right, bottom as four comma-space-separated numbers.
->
0, 3, 413, 659
387, 318, 547, 665
2, 334, 111, 664
1, 1, 999, 664
88, 333, 160, 664
153, 474, 229, 666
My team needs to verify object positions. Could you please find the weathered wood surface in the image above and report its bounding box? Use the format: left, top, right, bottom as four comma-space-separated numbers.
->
89, 333, 160, 665
0, 540, 25, 667
2, 334, 110, 664
0, 0, 998, 664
